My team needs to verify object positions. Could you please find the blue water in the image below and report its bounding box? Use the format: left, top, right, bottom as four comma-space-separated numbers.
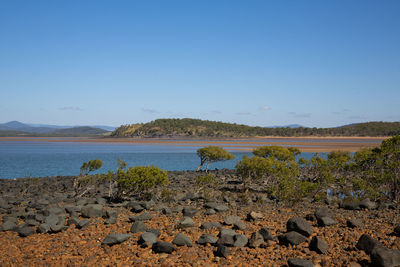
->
0, 141, 316, 179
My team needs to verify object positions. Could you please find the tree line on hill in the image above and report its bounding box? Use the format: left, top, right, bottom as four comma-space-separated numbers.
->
111, 118, 400, 138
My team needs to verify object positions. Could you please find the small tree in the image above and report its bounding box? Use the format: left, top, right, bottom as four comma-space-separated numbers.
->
74, 159, 103, 197
196, 146, 235, 171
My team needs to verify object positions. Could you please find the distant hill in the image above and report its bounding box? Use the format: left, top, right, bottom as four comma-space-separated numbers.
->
51, 126, 109, 135
111, 118, 400, 138
0, 121, 111, 137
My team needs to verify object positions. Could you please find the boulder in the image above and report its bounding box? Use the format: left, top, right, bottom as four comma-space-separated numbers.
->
81, 204, 103, 218
287, 217, 314, 237
138, 232, 158, 247
129, 212, 152, 222
102, 233, 131, 246
360, 198, 377, 210
314, 207, 332, 220
246, 211, 263, 221
37, 223, 51, 234
177, 217, 194, 229
288, 258, 315, 267
317, 216, 337, 227
356, 234, 381, 254
182, 207, 198, 218
1, 220, 17, 231
197, 234, 218, 245
259, 227, 274, 241
248, 231, 265, 248
219, 229, 238, 237
152, 241, 175, 254
15, 224, 35, 237
217, 235, 235, 247
233, 234, 248, 247
130, 221, 147, 233
278, 232, 309, 246
309, 236, 329, 254
371, 246, 400, 267
347, 219, 363, 229
201, 221, 222, 230
215, 245, 231, 258
172, 233, 192, 247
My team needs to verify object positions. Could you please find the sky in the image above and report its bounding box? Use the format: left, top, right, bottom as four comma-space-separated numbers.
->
0, 0, 399, 128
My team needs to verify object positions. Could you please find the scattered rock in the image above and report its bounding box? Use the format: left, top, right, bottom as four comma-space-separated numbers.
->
288, 258, 315, 267
278, 231, 309, 246
105, 210, 118, 224
317, 216, 337, 227
102, 233, 131, 246
182, 207, 198, 218
215, 244, 231, 258
1, 220, 16, 231
360, 198, 377, 210
217, 234, 235, 247
219, 229, 237, 237
172, 233, 192, 247
15, 225, 35, 237
130, 221, 147, 233
177, 217, 194, 229
246, 211, 263, 221
347, 218, 363, 229
81, 204, 103, 218
309, 236, 329, 254
248, 231, 265, 248
152, 241, 175, 254
356, 234, 381, 254
314, 207, 332, 219
37, 223, 51, 234
129, 212, 152, 222
370, 246, 400, 267
201, 221, 222, 230
394, 225, 400, 237
197, 234, 218, 245
259, 227, 274, 241
138, 232, 158, 247
287, 217, 314, 237
233, 234, 248, 247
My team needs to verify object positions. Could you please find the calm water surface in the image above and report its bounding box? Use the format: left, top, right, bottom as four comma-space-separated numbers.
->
0, 141, 316, 179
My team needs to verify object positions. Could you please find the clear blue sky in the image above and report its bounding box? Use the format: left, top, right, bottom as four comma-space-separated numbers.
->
1, 0, 399, 128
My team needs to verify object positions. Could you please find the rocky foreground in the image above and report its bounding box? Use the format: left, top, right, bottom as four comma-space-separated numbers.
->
1, 170, 400, 267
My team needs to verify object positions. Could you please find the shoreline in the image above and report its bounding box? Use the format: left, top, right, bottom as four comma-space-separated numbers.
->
0, 136, 386, 153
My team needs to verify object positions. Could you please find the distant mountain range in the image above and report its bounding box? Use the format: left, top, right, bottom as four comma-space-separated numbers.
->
0, 121, 114, 136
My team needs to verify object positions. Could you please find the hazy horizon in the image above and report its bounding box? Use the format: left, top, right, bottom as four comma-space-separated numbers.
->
1, 1, 399, 128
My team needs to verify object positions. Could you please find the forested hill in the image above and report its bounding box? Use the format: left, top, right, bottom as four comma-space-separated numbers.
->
110, 119, 400, 138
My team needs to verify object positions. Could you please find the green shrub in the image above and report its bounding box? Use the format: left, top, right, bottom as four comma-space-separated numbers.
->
117, 165, 169, 196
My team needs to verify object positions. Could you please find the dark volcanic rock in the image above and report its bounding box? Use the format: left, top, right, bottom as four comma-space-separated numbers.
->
105, 210, 118, 224
129, 212, 152, 222
15, 224, 35, 237
130, 221, 147, 233
182, 207, 198, 218
317, 216, 337, 227
360, 198, 377, 210
371, 246, 400, 267
394, 225, 400, 237
37, 223, 51, 234
201, 221, 222, 230
356, 234, 381, 254
278, 231, 309, 246
152, 241, 175, 254
177, 217, 194, 229
102, 233, 131, 246
219, 229, 238, 237
340, 201, 362, 210
197, 234, 218, 245
347, 218, 363, 229
309, 236, 329, 254
287, 217, 314, 237
314, 207, 332, 219
217, 234, 235, 247
138, 232, 158, 247
1, 220, 17, 231
215, 244, 231, 258
259, 227, 274, 241
248, 231, 265, 248
146, 228, 161, 238
81, 204, 103, 218
172, 233, 192, 247
233, 234, 248, 247
288, 258, 315, 267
